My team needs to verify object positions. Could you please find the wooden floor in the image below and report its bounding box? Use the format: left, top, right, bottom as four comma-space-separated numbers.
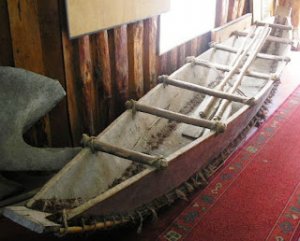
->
1, 52, 300, 241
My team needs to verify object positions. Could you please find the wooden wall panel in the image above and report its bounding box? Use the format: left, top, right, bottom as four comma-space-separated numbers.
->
7, 0, 50, 147
143, 17, 158, 92
109, 26, 129, 117
128, 21, 144, 99
37, 0, 72, 147
1, 0, 214, 148
0, 0, 13, 66
90, 31, 114, 131
215, 0, 229, 27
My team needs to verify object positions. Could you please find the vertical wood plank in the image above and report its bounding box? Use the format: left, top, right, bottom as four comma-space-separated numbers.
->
37, 0, 72, 147
90, 31, 114, 131
167, 48, 178, 74
108, 25, 129, 117
78, 36, 97, 135
228, 0, 240, 21
215, 0, 229, 27
0, 0, 14, 66
7, 0, 45, 74
7, 0, 50, 146
237, 0, 246, 18
128, 21, 144, 99
177, 44, 186, 67
190, 38, 199, 57
159, 53, 168, 75
60, 0, 84, 146
143, 17, 158, 92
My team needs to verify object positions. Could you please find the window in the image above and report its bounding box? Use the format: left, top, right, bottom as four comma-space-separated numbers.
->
159, 0, 217, 54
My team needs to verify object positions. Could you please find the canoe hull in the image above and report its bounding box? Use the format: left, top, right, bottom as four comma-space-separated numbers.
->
82, 83, 273, 217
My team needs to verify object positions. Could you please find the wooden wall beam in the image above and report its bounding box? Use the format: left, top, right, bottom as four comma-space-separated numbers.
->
143, 17, 158, 92
60, 0, 84, 146
37, 0, 72, 147
228, 0, 240, 21
128, 21, 144, 99
0, 0, 14, 66
109, 25, 129, 117
7, 0, 50, 146
90, 31, 114, 131
215, 0, 229, 27
78, 36, 97, 135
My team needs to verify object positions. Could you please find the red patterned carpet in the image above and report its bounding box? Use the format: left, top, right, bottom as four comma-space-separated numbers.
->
159, 86, 300, 241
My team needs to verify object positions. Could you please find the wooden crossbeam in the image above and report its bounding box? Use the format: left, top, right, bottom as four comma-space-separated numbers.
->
255, 21, 293, 30
234, 31, 294, 45
210, 43, 291, 62
158, 75, 255, 105
125, 100, 226, 133
186, 57, 279, 81
81, 134, 168, 169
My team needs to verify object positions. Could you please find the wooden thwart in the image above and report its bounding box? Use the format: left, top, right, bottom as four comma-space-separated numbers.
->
81, 134, 168, 169
234, 31, 294, 45
255, 21, 293, 30
210, 43, 291, 62
125, 100, 226, 133
158, 75, 255, 105
186, 57, 279, 81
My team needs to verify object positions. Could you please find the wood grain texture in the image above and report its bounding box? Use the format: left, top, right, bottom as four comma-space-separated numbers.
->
143, 17, 158, 92
128, 21, 144, 99
60, 0, 85, 146
215, 0, 229, 27
90, 31, 114, 130
228, 0, 240, 21
167, 48, 178, 74
0, 0, 14, 66
237, 0, 246, 18
108, 26, 129, 117
78, 36, 97, 135
7, 0, 50, 147
178, 44, 186, 67
37, 0, 72, 147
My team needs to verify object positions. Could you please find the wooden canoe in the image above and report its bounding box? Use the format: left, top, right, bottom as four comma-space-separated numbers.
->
3, 11, 293, 234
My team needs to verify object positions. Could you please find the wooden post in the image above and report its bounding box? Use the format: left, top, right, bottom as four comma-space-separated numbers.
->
7, 0, 51, 147
128, 21, 144, 99
91, 31, 114, 130
0, 0, 14, 66
109, 25, 129, 117
37, 0, 72, 147
77, 36, 97, 136
143, 17, 158, 92
215, 0, 229, 27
